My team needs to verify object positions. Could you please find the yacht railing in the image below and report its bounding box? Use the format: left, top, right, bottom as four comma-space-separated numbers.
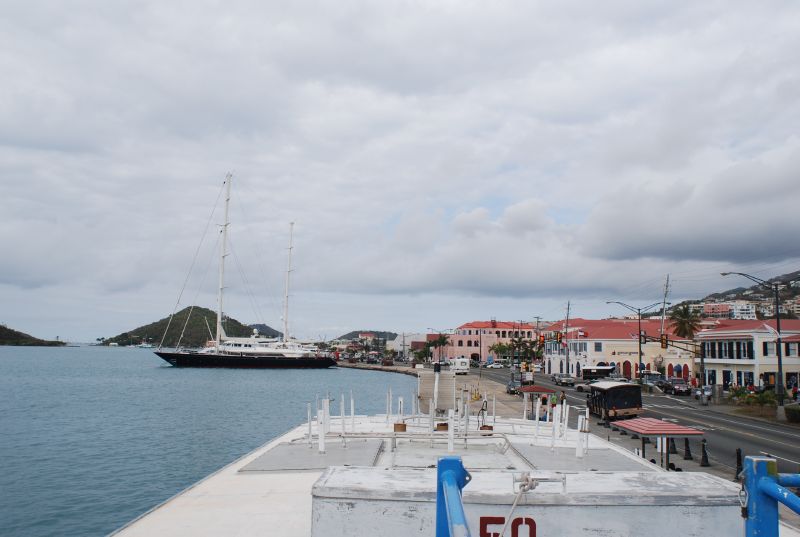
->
436, 456, 472, 537
742, 456, 800, 537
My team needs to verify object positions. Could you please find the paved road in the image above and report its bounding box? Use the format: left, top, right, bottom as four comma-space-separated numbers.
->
478, 367, 800, 474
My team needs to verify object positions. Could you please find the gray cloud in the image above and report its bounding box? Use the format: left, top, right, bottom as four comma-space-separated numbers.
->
2, 1, 800, 340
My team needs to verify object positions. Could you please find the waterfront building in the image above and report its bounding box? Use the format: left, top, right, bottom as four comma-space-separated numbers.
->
436, 320, 538, 364
695, 319, 800, 390
542, 318, 694, 380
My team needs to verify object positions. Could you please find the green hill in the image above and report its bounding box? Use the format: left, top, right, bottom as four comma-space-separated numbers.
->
104, 307, 256, 348
337, 330, 398, 341
0, 325, 66, 346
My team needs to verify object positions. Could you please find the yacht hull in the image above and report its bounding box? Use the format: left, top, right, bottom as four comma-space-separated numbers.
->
154, 352, 336, 369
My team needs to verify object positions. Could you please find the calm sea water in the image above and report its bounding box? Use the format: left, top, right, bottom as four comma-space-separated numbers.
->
0, 346, 416, 537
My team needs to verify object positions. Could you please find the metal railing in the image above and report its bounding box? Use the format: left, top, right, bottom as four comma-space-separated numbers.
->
436, 456, 472, 537
742, 456, 800, 537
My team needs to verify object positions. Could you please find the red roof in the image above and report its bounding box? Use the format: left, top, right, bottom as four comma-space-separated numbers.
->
543, 318, 689, 341
703, 319, 800, 332
457, 320, 536, 330
519, 385, 556, 393
696, 319, 800, 337
614, 417, 704, 437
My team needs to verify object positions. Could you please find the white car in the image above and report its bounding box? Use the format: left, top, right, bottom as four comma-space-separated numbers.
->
486, 363, 504, 369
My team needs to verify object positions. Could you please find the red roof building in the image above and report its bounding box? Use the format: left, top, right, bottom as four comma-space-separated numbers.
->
431, 320, 540, 364
542, 318, 694, 381
694, 319, 800, 390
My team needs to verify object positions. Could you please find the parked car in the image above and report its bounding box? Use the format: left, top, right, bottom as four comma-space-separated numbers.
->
653, 378, 672, 391
666, 378, 691, 395
486, 362, 504, 369
554, 375, 575, 386
575, 379, 600, 392
694, 385, 713, 400
506, 379, 522, 395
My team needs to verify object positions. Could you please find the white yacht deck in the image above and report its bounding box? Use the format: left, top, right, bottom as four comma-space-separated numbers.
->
111, 410, 776, 537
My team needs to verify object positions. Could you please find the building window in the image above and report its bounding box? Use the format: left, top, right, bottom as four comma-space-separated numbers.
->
594, 342, 602, 352
457, 340, 463, 347
501, 331, 506, 338
467, 341, 472, 347
763, 342, 776, 356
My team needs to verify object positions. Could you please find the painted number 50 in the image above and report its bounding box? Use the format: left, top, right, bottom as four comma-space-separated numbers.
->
479, 516, 536, 537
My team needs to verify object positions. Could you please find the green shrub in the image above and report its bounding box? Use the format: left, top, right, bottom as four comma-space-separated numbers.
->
786, 405, 800, 423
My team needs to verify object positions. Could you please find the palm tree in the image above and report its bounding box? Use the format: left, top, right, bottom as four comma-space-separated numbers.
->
429, 334, 450, 362
508, 336, 530, 366
488, 342, 508, 364
669, 304, 701, 339
670, 304, 704, 386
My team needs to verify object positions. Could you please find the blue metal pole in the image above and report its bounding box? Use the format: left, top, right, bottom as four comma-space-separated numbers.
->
744, 456, 780, 537
436, 457, 472, 537
743, 456, 800, 537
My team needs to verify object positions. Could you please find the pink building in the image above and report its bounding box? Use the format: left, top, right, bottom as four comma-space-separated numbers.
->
434, 320, 538, 364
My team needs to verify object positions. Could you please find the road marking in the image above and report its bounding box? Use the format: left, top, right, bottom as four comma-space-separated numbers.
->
644, 408, 800, 450
759, 451, 800, 466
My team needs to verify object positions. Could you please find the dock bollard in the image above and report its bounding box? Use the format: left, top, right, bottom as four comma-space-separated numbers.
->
683, 438, 693, 460
668, 438, 678, 455
734, 448, 743, 481
700, 439, 710, 467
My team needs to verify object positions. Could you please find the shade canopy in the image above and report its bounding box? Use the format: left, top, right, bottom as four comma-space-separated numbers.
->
614, 417, 703, 437
519, 386, 556, 393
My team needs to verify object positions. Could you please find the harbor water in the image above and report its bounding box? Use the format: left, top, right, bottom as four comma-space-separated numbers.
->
0, 346, 416, 537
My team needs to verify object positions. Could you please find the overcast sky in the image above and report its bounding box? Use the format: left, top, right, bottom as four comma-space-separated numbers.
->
2, 1, 800, 342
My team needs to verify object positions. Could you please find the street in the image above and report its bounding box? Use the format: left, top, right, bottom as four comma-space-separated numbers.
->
477, 367, 800, 474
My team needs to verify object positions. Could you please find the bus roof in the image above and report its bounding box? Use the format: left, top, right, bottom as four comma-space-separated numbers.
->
590, 381, 640, 391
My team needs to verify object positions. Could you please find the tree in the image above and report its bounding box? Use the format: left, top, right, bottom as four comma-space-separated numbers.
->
488, 342, 508, 363
429, 334, 450, 362
669, 304, 701, 339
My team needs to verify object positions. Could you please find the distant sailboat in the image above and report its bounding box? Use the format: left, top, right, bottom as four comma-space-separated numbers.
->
155, 175, 335, 369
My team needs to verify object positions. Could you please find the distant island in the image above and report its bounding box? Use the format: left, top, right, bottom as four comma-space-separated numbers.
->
0, 325, 66, 346
101, 307, 282, 348
336, 330, 398, 341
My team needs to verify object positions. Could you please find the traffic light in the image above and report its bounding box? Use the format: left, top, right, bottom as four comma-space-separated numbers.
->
660, 334, 668, 349
556, 332, 562, 343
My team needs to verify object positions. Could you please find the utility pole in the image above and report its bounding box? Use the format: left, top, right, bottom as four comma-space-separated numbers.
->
721, 272, 800, 420
565, 301, 571, 376
660, 274, 670, 335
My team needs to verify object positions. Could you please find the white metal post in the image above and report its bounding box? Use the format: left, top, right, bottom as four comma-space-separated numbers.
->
307, 403, 312, 447
534, 398, 541, 440
350, 390, 355, 432
492, 394, 496, 425
447, 409, 455, 453
340, 395, 346, 447
523, 392, 529, 420
318, 406, 326, 454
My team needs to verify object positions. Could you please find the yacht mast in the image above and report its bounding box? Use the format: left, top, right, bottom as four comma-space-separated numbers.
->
216, 174, 232, 348
282, 222, 294, 343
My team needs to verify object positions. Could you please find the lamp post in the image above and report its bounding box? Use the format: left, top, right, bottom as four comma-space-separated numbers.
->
721, 272, 799, 417
607, 301, 663, 381
427, 328, 452, 364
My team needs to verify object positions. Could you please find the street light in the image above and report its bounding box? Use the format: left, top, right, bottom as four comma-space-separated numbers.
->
427, 327, 451, 364
607, 301, 663, 381
721, 272, 799, 414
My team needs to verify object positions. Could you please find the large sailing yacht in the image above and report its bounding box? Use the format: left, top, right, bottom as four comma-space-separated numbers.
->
154, 176, 335, 369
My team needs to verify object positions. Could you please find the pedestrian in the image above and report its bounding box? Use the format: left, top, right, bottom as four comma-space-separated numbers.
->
560, 390, 566, 404
792, 385, 798, 401
550, 393, 558, 408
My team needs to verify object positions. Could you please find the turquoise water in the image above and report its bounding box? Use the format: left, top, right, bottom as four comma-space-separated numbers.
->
0, 346, 416, 536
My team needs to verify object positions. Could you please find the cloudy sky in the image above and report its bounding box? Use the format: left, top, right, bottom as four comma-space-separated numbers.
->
2, 1, 800, 342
